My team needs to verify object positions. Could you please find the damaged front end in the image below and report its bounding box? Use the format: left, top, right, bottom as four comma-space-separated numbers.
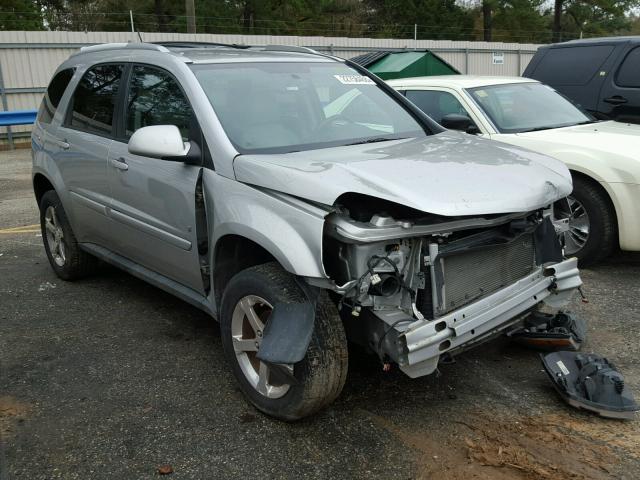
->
321, 197, 582, 378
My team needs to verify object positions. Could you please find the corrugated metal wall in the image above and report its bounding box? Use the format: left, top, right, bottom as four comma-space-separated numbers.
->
0, 30, 541, 144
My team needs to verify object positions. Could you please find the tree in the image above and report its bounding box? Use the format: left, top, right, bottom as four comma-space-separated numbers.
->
1, 0, 45, 30
365, 0, 475, 40
492, 0, 549, 43
552, 0, 640, 42
462, 0, 550, 43
7, 0, 638, 42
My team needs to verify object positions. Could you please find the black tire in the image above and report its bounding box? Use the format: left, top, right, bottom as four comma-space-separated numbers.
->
39, 190, 96, 280
561, 175, 617, 267
220, 262, 348, 421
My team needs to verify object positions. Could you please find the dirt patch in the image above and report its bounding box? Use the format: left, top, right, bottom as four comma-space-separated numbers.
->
0, 396, 30, 440
366, 408, 631, 480
540, 413, 640, 459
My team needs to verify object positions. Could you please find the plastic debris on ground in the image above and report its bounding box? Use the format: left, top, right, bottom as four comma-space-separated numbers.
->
507, 311, 586, 351
541, 351, 639, 420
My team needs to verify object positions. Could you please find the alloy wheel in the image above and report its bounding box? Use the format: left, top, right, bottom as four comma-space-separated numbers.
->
230, 295, 291, 399
44, 205, 66, 267
556, 195, 590, 255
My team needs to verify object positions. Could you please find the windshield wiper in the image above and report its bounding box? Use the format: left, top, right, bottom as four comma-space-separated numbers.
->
517, 126, 555, 133
519, 119, 600, 133
572, 120, 600, 126
343, 137, 408, 146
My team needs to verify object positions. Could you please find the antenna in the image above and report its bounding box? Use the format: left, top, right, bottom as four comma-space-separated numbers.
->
137, 30, 143, 42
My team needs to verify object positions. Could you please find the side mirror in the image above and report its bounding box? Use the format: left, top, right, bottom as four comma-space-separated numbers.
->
441, 113, 479, 134
128, 125, 201, 165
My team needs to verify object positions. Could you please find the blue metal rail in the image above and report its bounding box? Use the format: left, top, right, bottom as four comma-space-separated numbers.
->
0, 109, 37, 127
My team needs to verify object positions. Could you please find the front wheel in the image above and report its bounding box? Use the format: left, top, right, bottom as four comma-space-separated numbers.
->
554, 176, 616, 266
220, 262, 348, 421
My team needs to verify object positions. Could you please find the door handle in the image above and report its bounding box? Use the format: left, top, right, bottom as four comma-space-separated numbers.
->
603, 96, 628, 105
55, 138, 70, 150
110, 157, 129, 171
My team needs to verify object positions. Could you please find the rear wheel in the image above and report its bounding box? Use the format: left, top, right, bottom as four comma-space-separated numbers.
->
555, 175, 616, 266
39, 190, 96, 280
220, 262, 348, 421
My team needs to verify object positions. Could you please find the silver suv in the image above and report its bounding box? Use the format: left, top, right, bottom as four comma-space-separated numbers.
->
32, 42, 582, 420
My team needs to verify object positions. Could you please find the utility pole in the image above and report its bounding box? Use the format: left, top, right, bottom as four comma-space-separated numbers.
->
553, 0, 563, 43
186, 0, 196, 33
482, 1, 492, 42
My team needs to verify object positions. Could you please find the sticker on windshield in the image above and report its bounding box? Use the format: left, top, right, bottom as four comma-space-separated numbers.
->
334, 74, 375, 85
475, 90, 488, 98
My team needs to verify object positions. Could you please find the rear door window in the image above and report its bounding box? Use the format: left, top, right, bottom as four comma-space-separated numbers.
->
616, 47, 640, 88
37, 68, 74, 124
67, 64, 123, 136
532, 45, 615, 86
125, 65, 193, 140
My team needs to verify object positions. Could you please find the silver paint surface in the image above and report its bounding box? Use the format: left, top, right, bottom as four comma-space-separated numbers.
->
234, 132, 572, 216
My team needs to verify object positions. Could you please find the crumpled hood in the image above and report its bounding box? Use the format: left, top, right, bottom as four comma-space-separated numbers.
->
233, 132, 572, 217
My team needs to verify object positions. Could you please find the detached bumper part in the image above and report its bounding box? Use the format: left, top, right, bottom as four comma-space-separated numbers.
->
506, 311, 586, 351
541, 351, 639, 419
397, 257, 581, 378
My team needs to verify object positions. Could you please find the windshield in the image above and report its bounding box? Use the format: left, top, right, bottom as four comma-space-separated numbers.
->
467, 82, 593, 134
191, 62, 427, 153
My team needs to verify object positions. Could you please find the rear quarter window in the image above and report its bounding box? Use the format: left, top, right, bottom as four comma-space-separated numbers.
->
616, 47, 640, 88
531, 45, 615, 86
37, 68, 75, 124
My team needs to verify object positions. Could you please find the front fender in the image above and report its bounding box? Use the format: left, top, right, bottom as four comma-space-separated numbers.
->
204, 170, 329, 279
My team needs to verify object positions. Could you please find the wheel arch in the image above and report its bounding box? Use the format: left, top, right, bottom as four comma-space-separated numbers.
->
212, 233, 281, 311
569, 169, 619, 229
33, 172, 56, 208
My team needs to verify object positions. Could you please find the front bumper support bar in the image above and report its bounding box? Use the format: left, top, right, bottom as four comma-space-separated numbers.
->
394, 257, 581, 378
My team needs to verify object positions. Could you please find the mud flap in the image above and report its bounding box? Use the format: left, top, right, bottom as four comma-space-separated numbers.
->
541, 351, 639, 419
507, 311, 586, 351
256, 302, 315, 365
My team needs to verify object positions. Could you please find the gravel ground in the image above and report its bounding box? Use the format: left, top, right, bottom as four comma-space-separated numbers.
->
1, 149, 639, 479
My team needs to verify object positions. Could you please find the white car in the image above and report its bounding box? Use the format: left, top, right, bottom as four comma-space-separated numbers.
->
387, 75, 640, 264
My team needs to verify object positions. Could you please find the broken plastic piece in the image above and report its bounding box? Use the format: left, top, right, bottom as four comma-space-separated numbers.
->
507, 311, 585, 351
541, 351, 639, 420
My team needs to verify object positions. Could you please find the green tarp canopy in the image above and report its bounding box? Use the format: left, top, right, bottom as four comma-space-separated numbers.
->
349, 50, 459, 81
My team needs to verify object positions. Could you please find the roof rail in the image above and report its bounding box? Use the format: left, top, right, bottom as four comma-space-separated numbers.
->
262, 45, 318, 54
72, 41, 326, 60
74, 42, 170, 56
153, 41, 250, 50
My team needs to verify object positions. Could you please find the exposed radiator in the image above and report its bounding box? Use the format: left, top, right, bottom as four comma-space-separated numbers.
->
431, 233, 537, 316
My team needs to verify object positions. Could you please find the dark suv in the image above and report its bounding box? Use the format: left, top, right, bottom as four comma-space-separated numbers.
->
524, 36, 640, 124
